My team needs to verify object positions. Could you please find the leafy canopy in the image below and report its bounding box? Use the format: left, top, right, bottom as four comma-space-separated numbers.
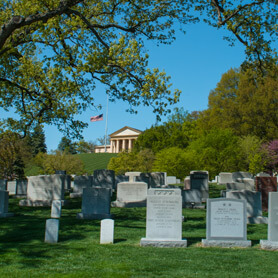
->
0, 1, 277, 137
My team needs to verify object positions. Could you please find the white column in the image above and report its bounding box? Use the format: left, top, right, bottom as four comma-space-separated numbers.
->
116, 140, 119, 153
128, 139, 132, 150
123, 139, 126, 151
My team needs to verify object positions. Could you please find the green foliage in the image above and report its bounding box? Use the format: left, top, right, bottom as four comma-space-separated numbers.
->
198, 66, 278, 140
34, 150, 85, 175
25, 124, 47, 156
185, 129, 243, 178
1, 1, 277, 137
238, 135, 266, 174
108, 149, 155, 175
75, 139, 95, 154
0, 131, 31, 179
152, 147, 190, 179
58, 136, 77, 154
134, 109, 197, 153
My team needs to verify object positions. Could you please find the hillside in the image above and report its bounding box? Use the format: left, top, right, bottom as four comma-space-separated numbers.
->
77, 153, 118, 174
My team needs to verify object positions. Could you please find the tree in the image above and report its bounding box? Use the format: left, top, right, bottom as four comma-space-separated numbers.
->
262, 140, 278, 174
198, 65, 278, 140
134, 109, 197, 153
34, 150, 85, 175
0, 131, 31, 179
75, 139, 95, 153
152, 147, 189, 179
108, 149, 155, 175
25, 124, 47, 156
58, 136, 77, 154
1, 1, 277, 137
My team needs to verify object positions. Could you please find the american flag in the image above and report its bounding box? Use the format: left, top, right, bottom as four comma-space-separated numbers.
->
90, 114, 103, 122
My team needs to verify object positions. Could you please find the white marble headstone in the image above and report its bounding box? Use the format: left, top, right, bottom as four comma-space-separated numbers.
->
100, 219, 114, 244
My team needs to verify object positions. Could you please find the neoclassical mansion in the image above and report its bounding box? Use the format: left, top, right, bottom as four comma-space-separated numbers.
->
94, 126, 142, 153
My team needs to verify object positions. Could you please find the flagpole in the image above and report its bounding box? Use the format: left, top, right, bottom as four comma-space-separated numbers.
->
104, 94, 109, 152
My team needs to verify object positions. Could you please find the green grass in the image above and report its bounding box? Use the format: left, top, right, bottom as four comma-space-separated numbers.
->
0, 185, 277, 278
77, 153, 117, 174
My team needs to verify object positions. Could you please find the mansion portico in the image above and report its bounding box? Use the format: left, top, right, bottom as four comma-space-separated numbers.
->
94, 126, 142, 153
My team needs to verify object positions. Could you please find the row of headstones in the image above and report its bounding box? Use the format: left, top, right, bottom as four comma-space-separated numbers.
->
44, 188, 278, 251
217, 171, 278, 212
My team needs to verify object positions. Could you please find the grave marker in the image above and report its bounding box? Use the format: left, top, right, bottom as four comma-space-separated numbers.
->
202, 198, 251, 247
140, 188, 187, 247
45, 219, 59, 243
100, 219, 114, 244
260, 192, 278, 250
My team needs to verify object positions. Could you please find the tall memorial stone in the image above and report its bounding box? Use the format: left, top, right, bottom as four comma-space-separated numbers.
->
93, 169, 115, 191
7, 181, 16, 195
256, 176, 277, 211
0, 190, 14, 218
226, 190, 267, 224
202, 198, 251, 247
15, 179, 28, 196
19, 175, 65, 206
77, 187, 112, 219
140, 188, 187, 247
70, 175, 93, 198
260, 192, 278, 250
190, 170, 209, 201
112, 172, 147, 208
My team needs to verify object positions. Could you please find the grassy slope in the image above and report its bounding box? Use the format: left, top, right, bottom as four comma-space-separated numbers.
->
77, 153, 118, 174
0, 184, 276, 278
24, 153, 118, 176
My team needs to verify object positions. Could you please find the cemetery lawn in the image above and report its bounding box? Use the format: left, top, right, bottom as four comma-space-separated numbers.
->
0, 191, 277, 278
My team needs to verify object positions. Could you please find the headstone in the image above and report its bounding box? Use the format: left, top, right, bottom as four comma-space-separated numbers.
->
190, 170, 209, 201
256, 177, 277, 211
183, 176, 190, 190
70, 175, 93, 198
100, 219, 114, 244
51, 200, 62, 218
0, 179, 7, 191
77, 187, 112, 219
93, 169, 115, 191
226, 180, 255, 191
140, 188, 187, 247
45, 219, 59, 243
218, 172, 233, 184
202, 198, 251, 247
112, 172, 148, 208
0, 190, 14, 217
260, 192, 278, 250
182, 189, 204, 208
226, 190, 267, 224
19, 174, 65, 206
139, 172, 166, 188
167, 176, 177, 185
7, 181, 16, 195
256, 172, 271, 177
232, 172, 253, 181
15, 179, 28, 196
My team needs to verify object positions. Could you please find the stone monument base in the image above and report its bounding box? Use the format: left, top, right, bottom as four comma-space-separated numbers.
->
140, 238, 187, 248
0, 212, 14, 218
201, 239, 251, 248
260, 240, 278, 250
19, 199, 67, 207
76, 213, 113, 220
111, 200, 146, 208
248, 216, 268, 224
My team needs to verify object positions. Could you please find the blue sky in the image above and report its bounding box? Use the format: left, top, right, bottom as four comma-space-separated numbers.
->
2, 22, 247, 151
